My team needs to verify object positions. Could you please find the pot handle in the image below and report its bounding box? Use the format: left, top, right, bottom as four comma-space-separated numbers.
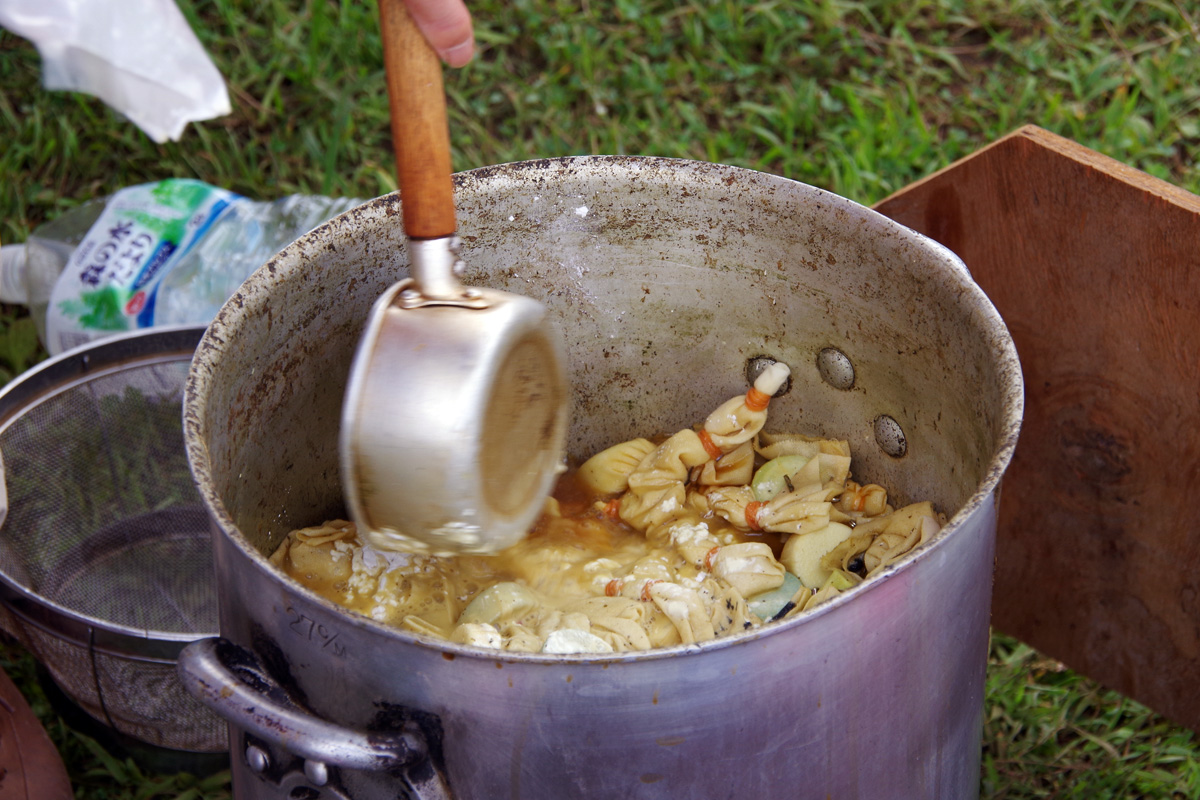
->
177, 637, 450, 798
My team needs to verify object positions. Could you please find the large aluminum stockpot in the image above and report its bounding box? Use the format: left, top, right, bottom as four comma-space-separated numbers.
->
178, 157, 1022, 800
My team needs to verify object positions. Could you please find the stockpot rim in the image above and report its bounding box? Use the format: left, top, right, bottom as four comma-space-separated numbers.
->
183, 154, 1024, 665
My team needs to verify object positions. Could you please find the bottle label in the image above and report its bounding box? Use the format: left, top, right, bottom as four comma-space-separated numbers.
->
45, 179, 242, 354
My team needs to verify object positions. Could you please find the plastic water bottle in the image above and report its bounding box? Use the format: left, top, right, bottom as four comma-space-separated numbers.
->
0, 179, 363, 355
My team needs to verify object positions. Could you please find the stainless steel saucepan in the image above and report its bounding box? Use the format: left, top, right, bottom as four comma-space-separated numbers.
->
341, 0, 567, 557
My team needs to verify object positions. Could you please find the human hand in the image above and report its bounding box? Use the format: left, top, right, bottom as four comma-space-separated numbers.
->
403, 0, 475, 67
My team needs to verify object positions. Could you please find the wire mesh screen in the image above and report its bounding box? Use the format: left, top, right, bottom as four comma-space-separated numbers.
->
14, 615, 226, 752
0, 357, 216, 636
0, 329, 226, 755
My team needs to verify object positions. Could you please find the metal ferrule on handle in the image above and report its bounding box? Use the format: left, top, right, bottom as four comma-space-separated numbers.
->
400, 236, 489, 309
407, 237, 465, 301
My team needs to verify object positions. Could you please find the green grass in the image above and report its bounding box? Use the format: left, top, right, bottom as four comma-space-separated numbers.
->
5, 0, 1199, 241
3, 0, 1200, 796
984, 634, 1200, 799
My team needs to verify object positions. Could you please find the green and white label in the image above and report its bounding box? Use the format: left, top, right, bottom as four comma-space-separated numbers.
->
46, 179, 241, 353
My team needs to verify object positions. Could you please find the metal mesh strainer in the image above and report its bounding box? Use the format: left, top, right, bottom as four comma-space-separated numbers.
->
0, 326, 225, 757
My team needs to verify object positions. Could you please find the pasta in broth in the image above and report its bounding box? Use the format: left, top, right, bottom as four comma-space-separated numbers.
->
269, 361, 945, 654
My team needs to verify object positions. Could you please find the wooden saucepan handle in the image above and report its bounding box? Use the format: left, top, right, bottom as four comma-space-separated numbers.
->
377, 0, 456, 239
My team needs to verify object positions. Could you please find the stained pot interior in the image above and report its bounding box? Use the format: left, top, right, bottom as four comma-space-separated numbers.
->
187, 157, 1020, 564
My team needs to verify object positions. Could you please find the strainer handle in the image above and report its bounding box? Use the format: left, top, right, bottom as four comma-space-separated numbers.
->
177, 637, 451, 798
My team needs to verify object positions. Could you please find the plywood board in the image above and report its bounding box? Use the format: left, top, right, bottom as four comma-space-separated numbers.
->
874, 124, 1200, 731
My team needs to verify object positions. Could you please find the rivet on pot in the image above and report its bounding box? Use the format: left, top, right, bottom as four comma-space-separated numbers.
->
816, 347, 855, 391
874, 415, 907, 458
246, 743, 269, 774
745, 356, 792, 396
304, 760, 330, 786
399, 288, 423, 307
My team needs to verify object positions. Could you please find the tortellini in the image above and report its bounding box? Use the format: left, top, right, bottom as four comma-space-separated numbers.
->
708, 542, 786, 598
577, 437, 657, 495
617, 428, 712, 534
271, 361, 944, 654
644, 580, 723, 644
693, 440, 756, 487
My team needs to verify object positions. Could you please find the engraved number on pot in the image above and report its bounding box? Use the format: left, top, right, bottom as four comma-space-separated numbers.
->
286, 607, 347, 657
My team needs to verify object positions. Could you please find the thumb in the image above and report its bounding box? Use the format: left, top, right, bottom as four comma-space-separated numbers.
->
403, 0, 475, 67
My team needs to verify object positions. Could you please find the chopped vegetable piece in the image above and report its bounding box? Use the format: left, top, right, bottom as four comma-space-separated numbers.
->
747, 571, 803, 621
780, 522, 854, 587
750, 455, 811, 502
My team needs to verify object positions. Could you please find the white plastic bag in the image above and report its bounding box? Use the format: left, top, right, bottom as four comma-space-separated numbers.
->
0, 0, 231, 142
